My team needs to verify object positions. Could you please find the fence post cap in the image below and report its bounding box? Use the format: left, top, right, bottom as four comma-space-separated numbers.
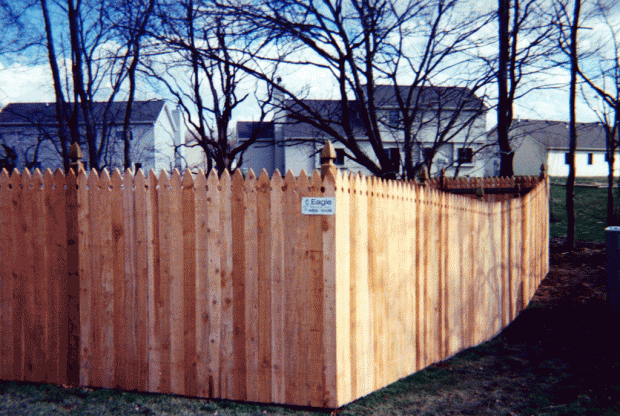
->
321, 141, 336, 179
68, 142, 83, 159
321, 141, 336, 161
68, 142, 84, 173
540, 163, 546, 179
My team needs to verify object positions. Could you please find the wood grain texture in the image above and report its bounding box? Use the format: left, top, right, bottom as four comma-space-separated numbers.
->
0, 166, 550, 409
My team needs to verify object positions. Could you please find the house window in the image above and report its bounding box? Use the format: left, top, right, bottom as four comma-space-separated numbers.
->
116, 130, 133, 141
334, 148, 346, 166
386, 148, 400, 170
457, 147, 473, 164
422, 147, 434, 162
587, 153, 593, 165
388, 110, 400, 127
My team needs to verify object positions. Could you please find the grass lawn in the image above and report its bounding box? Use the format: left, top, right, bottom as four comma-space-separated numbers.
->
550, 183, 613, 242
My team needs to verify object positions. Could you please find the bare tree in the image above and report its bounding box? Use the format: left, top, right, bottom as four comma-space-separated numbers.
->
37, 0, 157, 171
147, 0, 274, 174
578, 0, 620, 225
216, 0, 493, 180
554, 0, 583, 250
495, 0, 560, 177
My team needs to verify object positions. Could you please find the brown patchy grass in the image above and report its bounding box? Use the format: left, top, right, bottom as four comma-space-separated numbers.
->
0, 239, 616, 415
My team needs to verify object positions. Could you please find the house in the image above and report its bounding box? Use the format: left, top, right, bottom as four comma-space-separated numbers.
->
0, 100, 184, 172
507, 119, 618, 177
236, 85, 495, 177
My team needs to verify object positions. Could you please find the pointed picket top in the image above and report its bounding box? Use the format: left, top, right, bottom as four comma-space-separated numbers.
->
0, 168, 9, 187
111, 168, 123, 189
21, 167, 32, 190
156, 170, 169, 193
271, 168, 283, 190
170, 168, 182, 186
32, 168, 44, 188
182, 169, 194, 190
283, 169, 296, 194
123, 168, 134, 190
9, 169, 21, 191
194, 169, 207, 190
257, 169, 270, 193
206, 167, 219, 190
231, 168, 244, 185
99, 168, 111, 186
284, 169, 296, 184
310, 169, 322, 192
220, 168, 231, 190
298, 169, 309, 194
43, 168, 54, 189
244, 168, 257, 195
135, 167, 146, 190
88, 168, 100, 192
52, 167, 64, 189
32, 167, 43, 180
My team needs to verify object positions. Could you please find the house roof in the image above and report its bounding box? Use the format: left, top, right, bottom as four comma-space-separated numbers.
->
510, 119, 608, 150
0, 100, 166, 126
237, 85, 486, 141
371, 85, 485, 110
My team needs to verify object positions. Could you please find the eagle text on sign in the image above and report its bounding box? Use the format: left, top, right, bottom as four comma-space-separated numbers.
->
301, 197, 336, 215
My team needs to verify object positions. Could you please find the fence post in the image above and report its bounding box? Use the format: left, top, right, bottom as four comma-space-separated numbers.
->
321, 141, 336, 179
68, 142, 84, 173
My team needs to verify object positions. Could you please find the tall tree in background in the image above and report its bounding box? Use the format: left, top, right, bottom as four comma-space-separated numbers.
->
578, 0, 620, 225
114, 0, 156, 170
495, 0, 559, 177
38, 0, 157, 170
555, 0, 583, 250
218, 0, 492, 180
497, 0, 512, 176
148, 0, 274, 174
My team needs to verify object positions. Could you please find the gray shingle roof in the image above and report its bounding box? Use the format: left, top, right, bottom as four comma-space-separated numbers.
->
0, 100, 166, 126
371, 85, 485, 110
511, 119, 607, 150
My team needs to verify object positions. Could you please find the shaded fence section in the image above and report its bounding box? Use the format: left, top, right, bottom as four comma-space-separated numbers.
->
0, 165, 548, 408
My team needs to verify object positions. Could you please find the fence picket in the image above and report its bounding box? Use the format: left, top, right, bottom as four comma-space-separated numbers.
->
269, 170, 285, 403
0, 162, 550, 409
168, 169, 185, 396
110, 169, 126, 389
182, 170, 197, 398
206, 169, 222, 398
133, 169, 149, 391
230, 169, 246, 401
219, 170, 234, 399
0, 170, 14, 381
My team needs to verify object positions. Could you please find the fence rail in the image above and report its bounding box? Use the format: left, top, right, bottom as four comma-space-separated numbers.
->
0, 160, 548, 408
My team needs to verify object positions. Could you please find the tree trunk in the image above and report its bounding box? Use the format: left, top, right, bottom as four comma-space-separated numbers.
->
497, 0, 514, 177
566, 0, 581, 250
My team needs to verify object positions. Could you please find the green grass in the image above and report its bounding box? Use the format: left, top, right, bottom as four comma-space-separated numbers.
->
550, 183, 611, 242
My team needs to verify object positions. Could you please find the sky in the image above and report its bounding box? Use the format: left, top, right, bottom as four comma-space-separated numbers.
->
0, 0, 613, 131
0, 57, 602, 132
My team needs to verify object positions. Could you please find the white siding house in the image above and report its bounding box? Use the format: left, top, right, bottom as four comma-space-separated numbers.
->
236, 85, 494, 178
507, 120, 618, 177
0, 100, 184, 172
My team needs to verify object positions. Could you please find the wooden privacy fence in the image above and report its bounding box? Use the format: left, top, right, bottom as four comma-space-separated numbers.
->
0, 158, 549, 408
